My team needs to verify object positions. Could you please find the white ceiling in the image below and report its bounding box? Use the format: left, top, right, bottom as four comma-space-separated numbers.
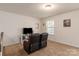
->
0, 3, 79, 19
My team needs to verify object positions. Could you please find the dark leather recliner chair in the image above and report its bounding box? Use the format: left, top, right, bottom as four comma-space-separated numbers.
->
23, 33, 40, 54
40, 33, 48, 48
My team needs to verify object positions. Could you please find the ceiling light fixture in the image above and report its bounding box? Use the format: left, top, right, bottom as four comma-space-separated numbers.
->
43, 4, 54, 10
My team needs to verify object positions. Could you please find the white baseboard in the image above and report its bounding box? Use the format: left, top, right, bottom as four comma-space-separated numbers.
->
48, 39, 79, 48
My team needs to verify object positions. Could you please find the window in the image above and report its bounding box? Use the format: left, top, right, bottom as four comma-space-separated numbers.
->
46, 20, 54, 35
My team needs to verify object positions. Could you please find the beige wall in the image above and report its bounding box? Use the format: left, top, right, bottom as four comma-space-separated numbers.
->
42, 9, 79, 48
1, 9, 79, 48
0, 11, 41, 46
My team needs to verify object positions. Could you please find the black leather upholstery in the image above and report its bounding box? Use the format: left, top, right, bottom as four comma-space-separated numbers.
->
40, 33, 48, 48
40, 33, 48, 41
30, 33, 40, 52
23, 33, 48, 54
23, 33, 40, 54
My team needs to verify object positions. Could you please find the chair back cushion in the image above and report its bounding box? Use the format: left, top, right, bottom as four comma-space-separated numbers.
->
40, 33, 48, 41
30, 33, 40, 43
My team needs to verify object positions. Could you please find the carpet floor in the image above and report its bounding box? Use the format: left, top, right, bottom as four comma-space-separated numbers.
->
3, 40, 79, 56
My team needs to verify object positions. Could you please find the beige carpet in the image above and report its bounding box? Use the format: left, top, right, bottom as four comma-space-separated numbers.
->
3, 40, 79, 56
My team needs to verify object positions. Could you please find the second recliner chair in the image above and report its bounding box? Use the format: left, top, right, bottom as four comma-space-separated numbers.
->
40, 33, 48, 48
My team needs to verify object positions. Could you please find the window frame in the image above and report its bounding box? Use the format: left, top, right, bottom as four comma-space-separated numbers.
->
46, 20, 54, 35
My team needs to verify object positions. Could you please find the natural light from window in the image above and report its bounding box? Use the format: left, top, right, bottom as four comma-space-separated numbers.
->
46, 20, 54, 35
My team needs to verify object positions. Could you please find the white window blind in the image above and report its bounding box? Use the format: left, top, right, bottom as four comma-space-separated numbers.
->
46, 20, 54, 35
